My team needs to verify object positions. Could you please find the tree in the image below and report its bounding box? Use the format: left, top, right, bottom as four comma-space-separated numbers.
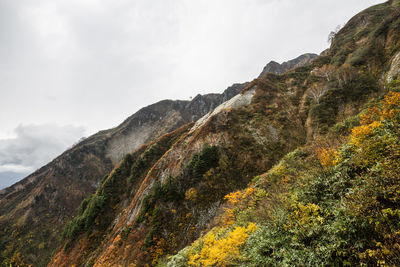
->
312, 65, 335, 82
328, 24, 341, 44
308, 83, 328, 104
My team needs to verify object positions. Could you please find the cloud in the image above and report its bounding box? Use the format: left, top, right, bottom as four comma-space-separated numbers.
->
0, 0, 386, 187
0, 172, 29, 190
0, 124, 85, 188
0, 0, 385, 141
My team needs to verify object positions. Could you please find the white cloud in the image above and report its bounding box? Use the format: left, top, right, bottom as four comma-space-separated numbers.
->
0, 164, 33, 173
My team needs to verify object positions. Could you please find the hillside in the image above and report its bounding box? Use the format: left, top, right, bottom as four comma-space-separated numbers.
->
0, 50, 315, 267
2, 0, 400, 266
45, 1, 400, 266
0, 83, 247, 266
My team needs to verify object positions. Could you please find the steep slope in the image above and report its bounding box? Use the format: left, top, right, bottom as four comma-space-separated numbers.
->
0, 83, 246, 266
48, 1, 400, 266
0, 52, 313, 266
166, 89, 400, 266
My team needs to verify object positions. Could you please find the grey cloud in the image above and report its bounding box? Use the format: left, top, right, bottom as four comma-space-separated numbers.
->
0, 124, 85, 188
0, 171, 30, 190
0, 0, 386, 187
0, 0, 385, 141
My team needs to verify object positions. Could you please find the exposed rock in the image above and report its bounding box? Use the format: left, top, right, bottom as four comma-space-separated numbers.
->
0, 79, 249, 266
106, 83, 249, 164
258, 53, 318, 77
191, 87, 256, 131
386, 51, 400, 83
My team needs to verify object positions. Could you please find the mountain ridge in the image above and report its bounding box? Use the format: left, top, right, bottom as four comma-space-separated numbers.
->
47, 1, 400, 265
258, 53, 318, 78
0, 52, 317, 266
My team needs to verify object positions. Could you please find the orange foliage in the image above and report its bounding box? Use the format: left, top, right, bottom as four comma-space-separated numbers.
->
150, 238, 166, 265
224, 191, 242, 205
351, 91, 400, 148
315, 147, 337, 167
221, 187, 265, 227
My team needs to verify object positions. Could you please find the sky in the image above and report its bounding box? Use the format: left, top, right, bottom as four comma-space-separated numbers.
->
0, 0, 385, 189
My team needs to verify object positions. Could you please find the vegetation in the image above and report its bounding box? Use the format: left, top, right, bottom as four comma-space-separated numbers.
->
163, 89, 400, 266
61, 153, 132, 243
137, 145, 220, 248
57, 125, 191, 267
44, 2, 400, 266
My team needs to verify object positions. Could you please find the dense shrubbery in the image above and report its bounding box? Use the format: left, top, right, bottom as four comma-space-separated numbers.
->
162, 90, 400, 266
311, 70, 378, 128
187, 145, 219, 184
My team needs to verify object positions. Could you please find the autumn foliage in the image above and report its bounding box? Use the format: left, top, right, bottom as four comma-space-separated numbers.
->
164, 88, 400, 266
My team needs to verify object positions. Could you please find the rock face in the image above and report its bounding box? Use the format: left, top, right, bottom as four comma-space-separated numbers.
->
386, 51, 400, 82
258, 53, 318, 77
104, 83, 248, 164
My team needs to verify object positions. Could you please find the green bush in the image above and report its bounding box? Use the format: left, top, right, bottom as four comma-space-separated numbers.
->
142, 207, 162, 249
332, 115, 360, 135
187, 145, 219, 184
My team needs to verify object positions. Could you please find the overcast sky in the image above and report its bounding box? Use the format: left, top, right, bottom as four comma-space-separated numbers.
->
0, 0, 385, 189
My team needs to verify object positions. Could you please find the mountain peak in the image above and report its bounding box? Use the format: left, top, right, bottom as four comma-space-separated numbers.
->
258, 53, 318, 77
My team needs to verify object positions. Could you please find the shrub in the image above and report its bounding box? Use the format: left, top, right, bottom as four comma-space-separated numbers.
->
187, 145, 219, 184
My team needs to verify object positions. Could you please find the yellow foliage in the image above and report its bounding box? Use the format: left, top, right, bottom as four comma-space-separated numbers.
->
224, 187, 257, 205
351, 91, 400, 148
351, 119, 384, 148
360, 106, 380, 124
270, 164, 286, 177
224, 191, 241, 205
384, 90, 400, 107
286, 201, 324, 230
222, 208, 235, 226
315, 147, 336, 167
221, 187, 265, 226
185, 187, 198, 202
242, 187, 254, 199
188, 223, 257, 266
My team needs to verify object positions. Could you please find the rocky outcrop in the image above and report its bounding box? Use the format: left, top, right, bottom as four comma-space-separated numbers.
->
105, 82, 249, 164
258, 53, 318, 77
386, 51, 400, 82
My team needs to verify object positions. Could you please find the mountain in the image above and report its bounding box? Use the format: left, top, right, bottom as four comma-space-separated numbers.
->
0, 53, 315, 266
3, 0, 400, 266
0, 82, 244, 266
43, 1, 400, 266
258, 53, 318, 77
